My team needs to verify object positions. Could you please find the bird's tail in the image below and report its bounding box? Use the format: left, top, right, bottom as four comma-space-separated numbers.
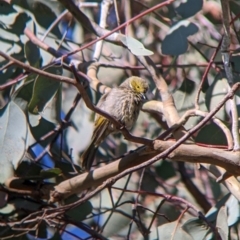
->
80, 141, 99, 171
80, 117, 111, 171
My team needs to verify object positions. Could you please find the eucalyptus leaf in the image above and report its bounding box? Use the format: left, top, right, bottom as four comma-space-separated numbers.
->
0, 1, 16, 15
28, 111, 41, 127
162, 20, 198, 55
0, 101, 28, 183
16, 159, 43, 178
91, 178, 136, 237
30, 0, 62, 38
41, 85, 62, 124
225, 194, 240, 226
175, 0, 203, 19
173, 78, 206, 129
8, 12, 30, 36
205, 73, 228, 121
28, 66, 62, 115
65, 195, 92, 221
216, 207, 229, 240
157, 221, 193, 240
12, 80, 35, 111
182, 218, 210, 240
30, 116, 55, 147
40, 168, 62, 179
195, 122, 228, 146
11, 198, 41, 211
120, 36, 153, 56
0, 61, 18, 85
24, 40, 41, 66
230, 1, 240, 17
205, 193, 230, 222
0, 204, 15, 214
55, 160, 81, 178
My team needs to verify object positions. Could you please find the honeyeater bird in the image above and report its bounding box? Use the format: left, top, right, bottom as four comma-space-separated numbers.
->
80, 76, 149, 171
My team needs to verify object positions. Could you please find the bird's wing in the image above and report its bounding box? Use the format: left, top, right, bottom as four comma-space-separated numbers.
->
92, 116, 111, 146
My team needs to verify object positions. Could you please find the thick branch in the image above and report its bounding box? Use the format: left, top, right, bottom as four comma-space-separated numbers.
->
50, 140, 240, 202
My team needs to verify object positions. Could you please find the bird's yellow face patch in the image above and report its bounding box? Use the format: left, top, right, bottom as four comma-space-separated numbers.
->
129, 77, 148, 94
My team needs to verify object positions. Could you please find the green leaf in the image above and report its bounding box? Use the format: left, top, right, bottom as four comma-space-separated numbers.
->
195, 122, 228, 146
173, 78, 206, 129
230, 1, 240, 17
162, 20, 198, 55
120, 36, 153, 56
101, 200, 132, 237
216, 207, 229, 240
0, 101, 28, 183
92, 179, 136, 237
11, 198, 41, 211
16, 160, 60, 180
65, 195, 92, 221
30, 116, 55, 147
225, 195, 240, 227
42, 84, 62, 124
175, 0, 203, 19
157, 221, 193, 240
28, 111, 41, 127
40, 168, 62, 179
28, 66, 62, 114
182, 218, 210, 240
24, 39, 41, 66
205, 73, 228, 120
156, 160, 176, 180
8, 12, 30, 36
205, 193, 230, 222
0, 8, 30, 37
16, 159, 42, 178
0, 203, 15, 215
13, 80, 35, 111
30, 0, 62, 38
55, 160, 81, 178
0, 61, 19, 85
0, 3, 18, 32
0, 1, 16, 15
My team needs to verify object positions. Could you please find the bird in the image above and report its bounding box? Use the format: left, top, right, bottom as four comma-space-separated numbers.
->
80, 76, 149, 171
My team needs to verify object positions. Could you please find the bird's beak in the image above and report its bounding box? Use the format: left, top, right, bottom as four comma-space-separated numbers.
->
141, 93, 147, 100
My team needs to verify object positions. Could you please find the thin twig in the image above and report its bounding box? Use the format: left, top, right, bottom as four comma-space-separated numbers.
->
171, 207, 189, 240
194, 39, 222, 109
57, 0, 174, 59
0, 51, 75, 85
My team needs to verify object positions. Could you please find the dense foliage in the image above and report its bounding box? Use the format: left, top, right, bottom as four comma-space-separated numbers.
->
0, 0, 239, 239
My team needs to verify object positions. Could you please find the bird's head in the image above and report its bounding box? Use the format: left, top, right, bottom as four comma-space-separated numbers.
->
122, 76, 149, 100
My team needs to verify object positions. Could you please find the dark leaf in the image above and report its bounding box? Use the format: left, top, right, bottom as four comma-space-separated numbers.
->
175, 0, 203, 19
24, 40, 41, 66
28, 66, 62, 114
162, 20, 198, 55
65, 195, 92, 221
40, 168, 62, 179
